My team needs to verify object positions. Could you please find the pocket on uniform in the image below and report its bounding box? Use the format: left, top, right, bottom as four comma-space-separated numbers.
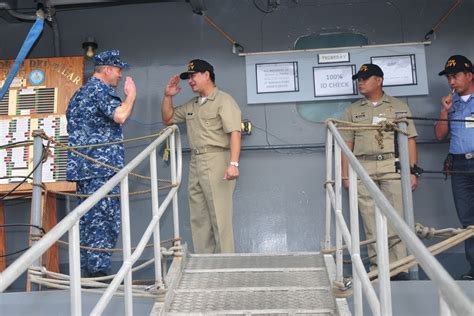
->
199, 111, 218, 120
199, 111, 221, 130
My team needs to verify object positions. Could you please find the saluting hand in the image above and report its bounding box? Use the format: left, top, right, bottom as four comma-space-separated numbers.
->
124, 76, 137, 99
164, 75, 182, 97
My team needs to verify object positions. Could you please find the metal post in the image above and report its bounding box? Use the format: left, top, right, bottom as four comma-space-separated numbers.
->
375, 206, 392, 316
120, 177, 133, 315
334, 142, 343, 283
396, 112, 418, 280
324, 130, 333, 250
349, 165, 363, 316
150, 149, 163, 288
439, 291, 452, 316
170, 132, 180, 246
67, 196, 82, 316
30, 130, 44, 291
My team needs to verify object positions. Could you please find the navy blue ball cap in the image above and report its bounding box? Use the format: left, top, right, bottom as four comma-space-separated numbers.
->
180, 59, 214, 80
438, 55, 473, 76
93, 49, 129, 68
352, 63, 384, 80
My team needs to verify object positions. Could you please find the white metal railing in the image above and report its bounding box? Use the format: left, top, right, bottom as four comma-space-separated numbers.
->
324, 120, 473, 316
0, 125, 182, 316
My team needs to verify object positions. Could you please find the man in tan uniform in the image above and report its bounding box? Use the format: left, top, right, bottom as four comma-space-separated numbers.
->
341, 64, 418, 280
161, 59, 241, 253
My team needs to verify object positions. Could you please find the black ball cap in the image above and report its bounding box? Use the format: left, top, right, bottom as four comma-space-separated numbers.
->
352, 63, 384, 80
438, 55, 473, 76
179, 59, 214, 80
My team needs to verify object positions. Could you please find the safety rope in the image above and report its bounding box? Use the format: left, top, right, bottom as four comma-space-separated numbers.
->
322, 224, 472, 257
28, 243, 183, 294
34, 130, 155, 181
66, 129, 173, 149
0, 127, 176, 200
368, 227, 473, 282
0, 128, 173, 151
30, 182, 175, 199
331, 227, 473, 297
29, 236, 181, 253
331, 118, 410, 151
407, 116, 473, 123
331, 118, 410, 135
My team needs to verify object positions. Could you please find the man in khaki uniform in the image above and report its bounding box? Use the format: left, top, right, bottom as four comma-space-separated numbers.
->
341, 64, 418, 280
161, 59, 241, 253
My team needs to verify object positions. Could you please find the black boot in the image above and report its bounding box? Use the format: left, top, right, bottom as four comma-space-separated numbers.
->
391, 272, 410, 281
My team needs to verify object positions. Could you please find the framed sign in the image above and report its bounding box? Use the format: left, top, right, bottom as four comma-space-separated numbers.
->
256, 62, 299, 94
371, 54, 417, 86
313, 65, 357, 97
318, 52, 350, 64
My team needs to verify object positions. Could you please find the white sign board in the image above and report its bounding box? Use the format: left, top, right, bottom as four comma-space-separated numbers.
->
244, 42, 429, 104
256, 62, 299, 94
318, 52, 350, 64
313, 65, 356, 97
371, 55, 417, 86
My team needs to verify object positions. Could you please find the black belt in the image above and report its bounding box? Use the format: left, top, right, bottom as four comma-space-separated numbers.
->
192, 146, 226, 155
357, 153, 395, 161
450, 152, 474, 160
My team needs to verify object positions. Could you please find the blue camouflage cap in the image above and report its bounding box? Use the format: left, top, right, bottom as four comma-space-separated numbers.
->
93, 49, 129, 68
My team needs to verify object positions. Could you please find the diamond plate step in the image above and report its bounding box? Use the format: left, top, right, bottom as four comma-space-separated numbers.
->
168, 289, 335, 313
185, 254, 325, 270
157, 252, 340, 315
178, 270, 329, 289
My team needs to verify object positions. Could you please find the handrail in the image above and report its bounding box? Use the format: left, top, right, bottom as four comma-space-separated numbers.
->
0, 125, 182, 316
324, 120, 473, 316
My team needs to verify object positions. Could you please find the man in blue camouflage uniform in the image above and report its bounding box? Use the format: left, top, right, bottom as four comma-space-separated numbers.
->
66, 50, 137, 277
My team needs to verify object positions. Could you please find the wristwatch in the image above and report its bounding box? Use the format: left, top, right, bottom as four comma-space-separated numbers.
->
230, 161, 239, 167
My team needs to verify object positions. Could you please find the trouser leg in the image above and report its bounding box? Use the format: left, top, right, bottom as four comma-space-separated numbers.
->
357, 182, 378, 268
206, 152, 235, 253
77, 177, 120, 274
358, 176, 406, 269
379, 179, 407, 265
188, 152, 235, 253
188, 156, 216, 253
451, 159, 474, 269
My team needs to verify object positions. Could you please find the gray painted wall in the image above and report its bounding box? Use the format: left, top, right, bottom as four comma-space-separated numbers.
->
1, 0, 473, 290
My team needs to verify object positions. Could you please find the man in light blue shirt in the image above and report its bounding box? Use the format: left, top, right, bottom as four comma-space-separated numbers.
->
435, 55, 474, 280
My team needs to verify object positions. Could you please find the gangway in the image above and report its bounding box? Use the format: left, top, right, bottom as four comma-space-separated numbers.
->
1, 120, 474, 315
151, 247, 349, 315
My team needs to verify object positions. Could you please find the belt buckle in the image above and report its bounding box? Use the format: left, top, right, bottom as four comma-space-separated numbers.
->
466, 153, 473, 160
376, 154, 383, 161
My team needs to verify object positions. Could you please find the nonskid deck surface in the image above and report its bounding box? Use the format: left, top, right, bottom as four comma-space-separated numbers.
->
157, 253, 339, 315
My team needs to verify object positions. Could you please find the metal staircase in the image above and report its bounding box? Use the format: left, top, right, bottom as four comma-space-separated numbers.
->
151, 249, 349, 315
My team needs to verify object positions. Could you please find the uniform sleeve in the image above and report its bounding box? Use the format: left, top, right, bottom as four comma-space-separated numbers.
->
340, 107, 354, 143
219, 95, 241, 133
403, 104, 418, 138
98, 90, 121, 120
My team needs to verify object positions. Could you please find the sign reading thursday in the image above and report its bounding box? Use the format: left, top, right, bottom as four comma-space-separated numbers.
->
313, 65, 356, 97
318, 52, 350, 64
256, 62, 299, 94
